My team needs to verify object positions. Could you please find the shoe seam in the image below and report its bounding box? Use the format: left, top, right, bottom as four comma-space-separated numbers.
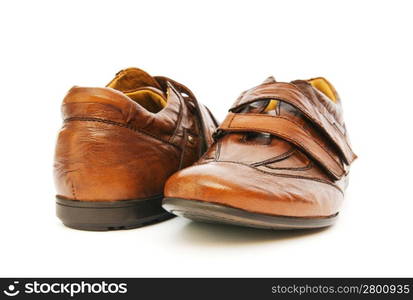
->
250, 148, 296, 167
64, 117, 181, 150
263, 161, 313, 171
70, 181, 76, 200
204, 160, 344, 194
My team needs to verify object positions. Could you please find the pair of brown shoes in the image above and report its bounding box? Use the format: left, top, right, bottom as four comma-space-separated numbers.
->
54, 68, 356, 231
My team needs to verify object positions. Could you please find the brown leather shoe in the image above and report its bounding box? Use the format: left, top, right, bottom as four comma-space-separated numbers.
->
54, 68, 218, 230
163, 76, 356, 229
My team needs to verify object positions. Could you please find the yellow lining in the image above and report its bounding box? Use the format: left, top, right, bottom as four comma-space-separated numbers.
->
264, 100, 278, 112
125, 89, 167, 113
262, 77, 338, 112
308, 77, 337, 102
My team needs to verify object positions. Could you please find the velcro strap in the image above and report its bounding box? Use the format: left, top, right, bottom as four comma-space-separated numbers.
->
230, 83, 357, 165
219, 112, 346, 180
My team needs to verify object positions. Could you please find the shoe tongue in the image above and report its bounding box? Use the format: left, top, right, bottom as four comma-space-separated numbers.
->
240, 100, 275, 113
107, 68, 163, 92
239, 76, 304, 144
239, 99, 279, 143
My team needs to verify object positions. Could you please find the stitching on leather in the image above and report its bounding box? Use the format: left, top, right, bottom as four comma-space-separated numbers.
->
250, 148, 296, 167
223, 114, 343, 177
64, 117, 181, 149
70, 182, 76, 200
263, 161, 313, 171
333, 121, 346, 136
213, 160, 344, 193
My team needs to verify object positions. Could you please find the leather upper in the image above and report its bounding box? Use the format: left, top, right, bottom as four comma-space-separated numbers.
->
165, 77, 356, 217
54, 68, 218, 201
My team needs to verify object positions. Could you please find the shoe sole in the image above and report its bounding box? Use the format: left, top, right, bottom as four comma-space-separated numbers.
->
162, 198, 338, 230
56, 196, 174, 231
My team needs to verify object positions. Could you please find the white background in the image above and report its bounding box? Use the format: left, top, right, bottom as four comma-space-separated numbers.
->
0, 0, 412, 277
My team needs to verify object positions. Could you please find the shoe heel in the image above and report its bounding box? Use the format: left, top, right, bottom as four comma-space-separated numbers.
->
56, 196, 173, 231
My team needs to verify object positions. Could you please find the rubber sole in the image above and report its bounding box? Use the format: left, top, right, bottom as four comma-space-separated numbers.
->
56, 196, 174, 231
162, 198, 338, 230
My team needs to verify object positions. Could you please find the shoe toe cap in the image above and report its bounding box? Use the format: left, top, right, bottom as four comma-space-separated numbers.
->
164, 162, 343, 217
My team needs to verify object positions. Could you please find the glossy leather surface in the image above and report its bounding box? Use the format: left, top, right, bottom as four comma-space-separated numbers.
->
165, 77, 356, 217
54, 68, 218, 201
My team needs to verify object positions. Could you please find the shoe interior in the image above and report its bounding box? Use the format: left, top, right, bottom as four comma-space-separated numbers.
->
307, 77, 337, 102
263, 77, 337, 112
124, 88, 167, 113
107, 68, 167, 113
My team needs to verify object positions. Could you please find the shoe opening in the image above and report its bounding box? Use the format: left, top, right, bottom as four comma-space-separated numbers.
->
107, 67, 167, 113
308, 77, 338, 102
124, 88, 167, 113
